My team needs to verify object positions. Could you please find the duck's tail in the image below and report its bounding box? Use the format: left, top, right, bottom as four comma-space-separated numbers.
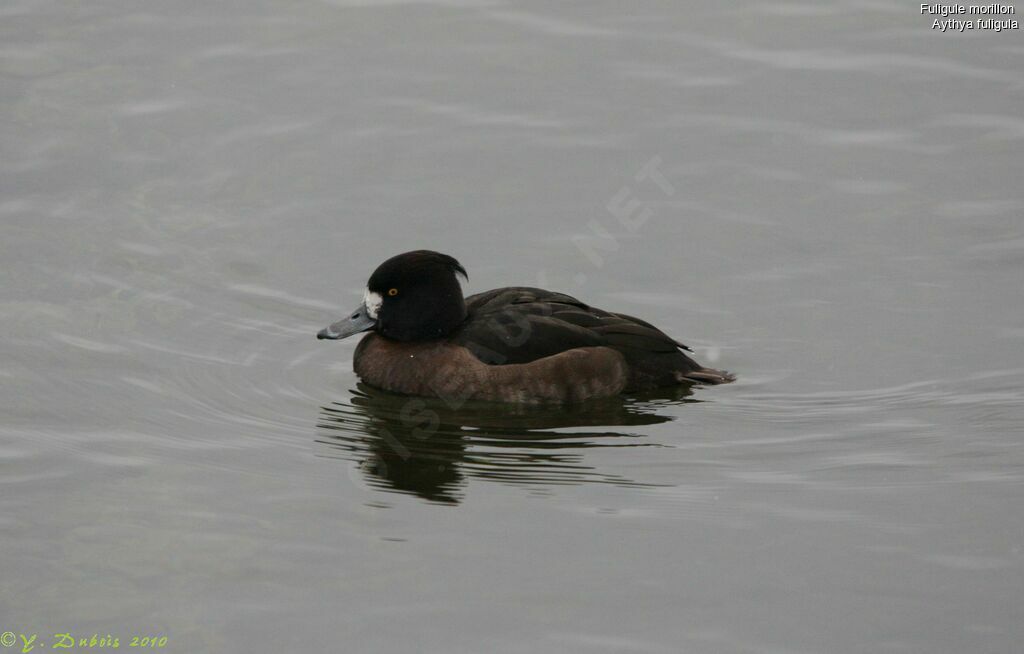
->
681, 367, 736, 385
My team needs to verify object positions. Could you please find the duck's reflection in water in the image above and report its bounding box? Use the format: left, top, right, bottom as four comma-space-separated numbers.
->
316, 383, 698, 504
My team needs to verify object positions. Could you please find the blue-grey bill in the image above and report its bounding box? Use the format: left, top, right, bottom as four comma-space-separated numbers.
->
317, 303, 376, 340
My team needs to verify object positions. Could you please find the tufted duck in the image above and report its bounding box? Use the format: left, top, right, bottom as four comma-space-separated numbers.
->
317, 250, 733, 403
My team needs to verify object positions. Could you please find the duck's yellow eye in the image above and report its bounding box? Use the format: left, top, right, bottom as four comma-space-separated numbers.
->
387, 288, 399, 297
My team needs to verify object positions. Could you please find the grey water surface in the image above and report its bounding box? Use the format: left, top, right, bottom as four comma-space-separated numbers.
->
2, 1, 1023, 652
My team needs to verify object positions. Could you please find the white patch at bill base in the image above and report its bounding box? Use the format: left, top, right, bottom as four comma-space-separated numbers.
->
363, 289, 383, 319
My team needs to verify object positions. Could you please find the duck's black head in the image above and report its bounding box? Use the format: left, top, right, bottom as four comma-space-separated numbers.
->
318, 250, 468, 342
